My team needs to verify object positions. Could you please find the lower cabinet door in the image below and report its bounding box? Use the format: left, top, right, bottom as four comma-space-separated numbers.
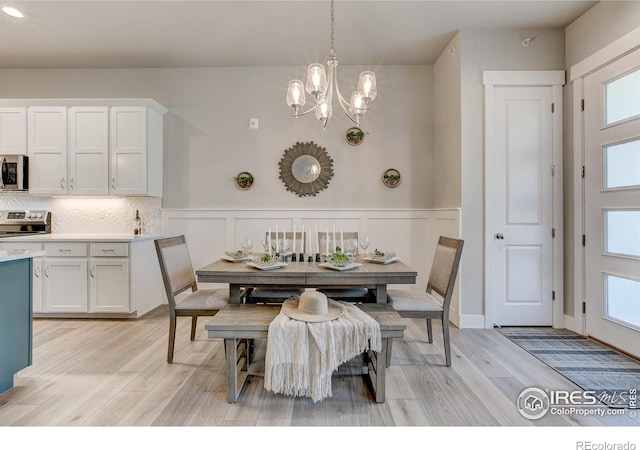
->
89, 259, 130, 313
44, 258, 88, 313
32, 258, 44, 313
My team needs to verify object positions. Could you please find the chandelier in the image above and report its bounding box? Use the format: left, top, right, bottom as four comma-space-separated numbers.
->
286, 0, 377, 128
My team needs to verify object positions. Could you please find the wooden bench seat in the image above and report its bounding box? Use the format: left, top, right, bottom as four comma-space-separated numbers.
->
205, 303, 406, 403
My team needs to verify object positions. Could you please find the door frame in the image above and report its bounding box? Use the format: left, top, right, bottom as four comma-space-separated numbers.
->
569, 26, 640, 334
483, 70, 565, 329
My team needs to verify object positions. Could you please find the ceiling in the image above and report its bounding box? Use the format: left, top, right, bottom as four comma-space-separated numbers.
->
0, 0, 598, 69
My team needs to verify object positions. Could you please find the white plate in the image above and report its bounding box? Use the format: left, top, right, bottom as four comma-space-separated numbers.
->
245, 261, 288, 270
223, 255, 256, 263
362, 257, 399, 265
319, 262, 362, 271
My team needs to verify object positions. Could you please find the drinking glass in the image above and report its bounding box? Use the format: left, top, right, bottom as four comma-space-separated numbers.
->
360, 236, 370, 257
345, 238, 358, 257
261, 235, 270, 254
241, 237, 253, 254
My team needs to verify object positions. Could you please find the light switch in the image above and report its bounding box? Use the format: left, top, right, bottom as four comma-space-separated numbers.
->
249, 118, 259, 130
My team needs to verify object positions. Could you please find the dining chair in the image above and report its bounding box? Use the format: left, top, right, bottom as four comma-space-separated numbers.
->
387, 236, 463, 367
317, 231, 372, 301
155, 235, 229, 363
245, 231, 306, 303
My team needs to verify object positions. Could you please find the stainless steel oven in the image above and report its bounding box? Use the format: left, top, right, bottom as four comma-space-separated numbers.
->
0, 210, 51, 236
0, 155, 29, 191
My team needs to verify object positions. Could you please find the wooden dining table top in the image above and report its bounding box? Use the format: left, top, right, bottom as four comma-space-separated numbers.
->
196, 257, 418, 304
195, 257, 417, 285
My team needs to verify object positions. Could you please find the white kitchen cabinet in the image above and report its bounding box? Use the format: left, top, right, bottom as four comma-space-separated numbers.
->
44, 258, 89, 313
0, 237, 163, 318
68, 107, 109, 195
89, 259, 130, 313
27, 107, 68, 195
0, 108, 27, 155
110, 107, 163, 196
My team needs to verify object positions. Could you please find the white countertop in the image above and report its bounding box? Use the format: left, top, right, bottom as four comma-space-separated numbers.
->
0, 233, 162, 243
0, 250, 46, 263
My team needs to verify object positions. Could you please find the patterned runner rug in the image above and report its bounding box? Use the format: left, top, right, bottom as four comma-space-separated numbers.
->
497, 327, 640, 408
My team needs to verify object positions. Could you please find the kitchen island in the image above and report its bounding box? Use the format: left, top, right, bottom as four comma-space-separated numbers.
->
0, 250, 45, 394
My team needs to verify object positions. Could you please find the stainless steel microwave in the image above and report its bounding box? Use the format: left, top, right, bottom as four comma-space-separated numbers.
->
0, 155, 29, 191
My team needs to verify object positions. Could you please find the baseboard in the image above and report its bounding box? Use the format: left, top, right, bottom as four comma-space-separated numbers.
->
458, 314, 486, 329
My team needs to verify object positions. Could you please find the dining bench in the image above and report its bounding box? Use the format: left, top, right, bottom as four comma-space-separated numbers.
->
205, 303, 406, 403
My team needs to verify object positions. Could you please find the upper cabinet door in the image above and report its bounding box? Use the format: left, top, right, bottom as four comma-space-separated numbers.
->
68, 107, 109, 195
28, 107, 68, 195
0, 108, 27, 155
109, 107, 147, 196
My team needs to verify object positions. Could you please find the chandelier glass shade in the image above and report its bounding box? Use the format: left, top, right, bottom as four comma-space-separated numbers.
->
286, 0, 377, 128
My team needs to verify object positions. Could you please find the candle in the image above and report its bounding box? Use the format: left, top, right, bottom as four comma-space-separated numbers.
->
268, 227, 272, 255
307, 227, 311, 257
333, 225, 336, 252
341, 228, 344, 250
283, 226, 286, 253
301, 224, 304, 254
326, 228, 329, 255
293, 225, 296, 255
276, 225, 279, 254
315, 226, 319, 254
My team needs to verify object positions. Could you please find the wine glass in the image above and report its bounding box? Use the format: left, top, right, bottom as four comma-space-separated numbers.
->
241, 237, 253, 255
360, 236, 370, 257
279, 239, 290, 261
345, 238, 358, 257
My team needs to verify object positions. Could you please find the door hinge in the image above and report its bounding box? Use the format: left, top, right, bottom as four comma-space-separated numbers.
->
552, 290, 556, 301
582, 234, 586, 246
551, 164, 556, 176
552, 228, 556, 238
582, 166, 585, 178
582, 301, 586, 314
551, 102, 555, 113
581, 99, 585, 111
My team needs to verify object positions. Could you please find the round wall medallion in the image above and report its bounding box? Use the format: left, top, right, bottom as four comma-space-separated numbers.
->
345, 126, 365, 146
234, 171, 254, 190
279, 141, 334, 197
382, 168, 401, 188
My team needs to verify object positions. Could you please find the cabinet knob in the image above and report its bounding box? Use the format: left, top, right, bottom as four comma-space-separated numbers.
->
495, 233, 504, 240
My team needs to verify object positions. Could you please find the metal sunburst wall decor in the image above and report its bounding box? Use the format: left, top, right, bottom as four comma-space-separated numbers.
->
278, 141, 334, 197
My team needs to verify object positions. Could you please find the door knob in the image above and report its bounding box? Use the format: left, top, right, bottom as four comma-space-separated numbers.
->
495, 233, 504, 240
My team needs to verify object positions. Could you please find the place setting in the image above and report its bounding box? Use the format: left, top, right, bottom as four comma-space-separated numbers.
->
362, 249, 399, 264
223, 238, 257, 262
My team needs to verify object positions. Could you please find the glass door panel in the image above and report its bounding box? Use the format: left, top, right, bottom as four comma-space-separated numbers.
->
605, 274, 640, 329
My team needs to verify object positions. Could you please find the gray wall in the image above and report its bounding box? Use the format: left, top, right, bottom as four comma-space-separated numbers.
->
0, 65, 433, 210
563, 1, 640, 318
433, 32, 462, 209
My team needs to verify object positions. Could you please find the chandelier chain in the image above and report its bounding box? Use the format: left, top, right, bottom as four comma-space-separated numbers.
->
330, 0, 336, 58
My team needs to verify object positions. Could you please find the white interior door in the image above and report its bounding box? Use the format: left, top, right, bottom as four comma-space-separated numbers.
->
490, 86, 554, 326
584, 47, 640, 357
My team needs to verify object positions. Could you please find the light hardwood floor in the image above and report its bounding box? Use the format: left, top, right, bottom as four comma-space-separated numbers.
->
1, 305, 638, 427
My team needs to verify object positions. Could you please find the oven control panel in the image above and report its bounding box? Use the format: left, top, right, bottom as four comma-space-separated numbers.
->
0, 210, 49, 223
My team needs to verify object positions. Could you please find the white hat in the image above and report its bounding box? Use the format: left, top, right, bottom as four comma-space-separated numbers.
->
282, 291, 344, 323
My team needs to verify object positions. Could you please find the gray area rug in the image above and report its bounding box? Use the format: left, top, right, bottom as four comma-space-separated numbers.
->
497, 327, 640, 408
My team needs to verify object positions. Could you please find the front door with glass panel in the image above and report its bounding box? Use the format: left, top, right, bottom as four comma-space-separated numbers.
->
584, 47, 640, 357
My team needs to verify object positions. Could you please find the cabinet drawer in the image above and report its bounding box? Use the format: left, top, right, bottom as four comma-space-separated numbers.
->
90, 242, 129, 257
0, 242, 43, 252
44, 242, 87, 257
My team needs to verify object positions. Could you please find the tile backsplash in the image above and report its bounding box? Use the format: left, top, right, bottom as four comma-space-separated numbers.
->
0, 193, 161, 234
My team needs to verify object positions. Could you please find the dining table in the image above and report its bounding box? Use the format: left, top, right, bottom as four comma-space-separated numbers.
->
195, 257, 418, 303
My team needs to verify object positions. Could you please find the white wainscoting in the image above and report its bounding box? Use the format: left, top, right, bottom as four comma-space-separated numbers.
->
160, 208, 463, 326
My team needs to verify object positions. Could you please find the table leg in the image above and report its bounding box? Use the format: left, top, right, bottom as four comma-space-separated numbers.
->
375, 284, 387, 303
365, 338, 388, 403
229, 284, 243, 304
